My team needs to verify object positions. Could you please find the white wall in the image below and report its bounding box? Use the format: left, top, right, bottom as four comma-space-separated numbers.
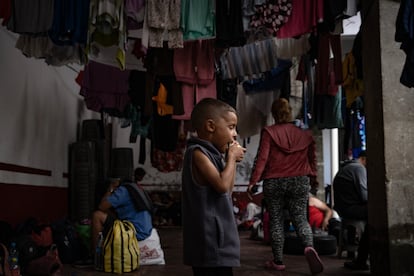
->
0, 27, 99, 188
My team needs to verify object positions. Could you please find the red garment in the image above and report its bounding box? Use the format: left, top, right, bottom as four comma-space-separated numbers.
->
276, 0, 323, 38
315, 32, 343, 95
249, 123, 316, 184
308, 205, 324, 228
173, 39, 215, 85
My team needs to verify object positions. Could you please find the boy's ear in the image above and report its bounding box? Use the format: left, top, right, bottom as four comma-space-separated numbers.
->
205, 119, 215, 132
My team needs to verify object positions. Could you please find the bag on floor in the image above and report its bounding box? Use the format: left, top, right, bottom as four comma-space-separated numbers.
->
25, 244, 63, 276
138, 228, 165, 265
50, 219, 83, 264
103, 220, 140, 274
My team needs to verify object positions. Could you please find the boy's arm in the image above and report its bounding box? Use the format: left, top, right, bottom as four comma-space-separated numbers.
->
193, 143, 244, 194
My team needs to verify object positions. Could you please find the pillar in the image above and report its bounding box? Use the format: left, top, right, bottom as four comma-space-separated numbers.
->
362, 0, 414, 275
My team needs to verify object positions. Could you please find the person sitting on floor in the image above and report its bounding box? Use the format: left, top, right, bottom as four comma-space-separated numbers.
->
308, 193, 341, 230
91, 177, 153, 260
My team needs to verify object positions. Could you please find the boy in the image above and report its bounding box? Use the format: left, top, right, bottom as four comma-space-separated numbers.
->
182, 98, 246, 276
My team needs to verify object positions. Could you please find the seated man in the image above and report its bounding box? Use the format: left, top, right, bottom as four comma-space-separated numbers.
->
92, 176, 153, 255
333, 150, 369, 270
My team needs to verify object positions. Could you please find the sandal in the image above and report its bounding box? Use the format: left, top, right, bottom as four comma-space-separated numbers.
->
265, 260, 286, 271
304, 247, 324, 274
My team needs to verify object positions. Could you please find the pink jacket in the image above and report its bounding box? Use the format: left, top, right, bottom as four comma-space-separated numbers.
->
249, 123, 317, 184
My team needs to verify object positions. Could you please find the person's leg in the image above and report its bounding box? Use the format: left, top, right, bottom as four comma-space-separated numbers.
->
356, 225, 369, 264
341, 203, 369, 268
263, 178, 286, 267
286, 176, 323, 274
344, 224, 370, 270
285, 176, 313, 247
91, 210, 108, 251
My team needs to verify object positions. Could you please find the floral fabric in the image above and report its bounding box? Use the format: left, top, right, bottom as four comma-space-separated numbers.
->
249, 0, 292, 36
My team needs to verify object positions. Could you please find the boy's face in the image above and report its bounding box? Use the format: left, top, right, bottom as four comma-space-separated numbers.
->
211, 111, 238, 154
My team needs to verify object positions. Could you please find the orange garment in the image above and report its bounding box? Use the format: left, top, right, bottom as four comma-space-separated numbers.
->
342, 52, 364, 107
152, 83, 173, 116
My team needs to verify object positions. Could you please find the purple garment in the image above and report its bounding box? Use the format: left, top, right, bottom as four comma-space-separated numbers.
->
125, 0, 145, 30
80, 61, 131, 114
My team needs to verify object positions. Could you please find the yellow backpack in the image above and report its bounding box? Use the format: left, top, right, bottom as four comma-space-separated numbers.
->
103, 220, 140, 274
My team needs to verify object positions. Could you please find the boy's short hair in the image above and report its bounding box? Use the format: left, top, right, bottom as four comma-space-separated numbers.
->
190, 98, 236, 131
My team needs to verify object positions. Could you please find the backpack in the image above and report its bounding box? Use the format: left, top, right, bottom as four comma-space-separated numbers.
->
50, 219, 83, 264
103, 220, 140, 274
123, 182, 155, 214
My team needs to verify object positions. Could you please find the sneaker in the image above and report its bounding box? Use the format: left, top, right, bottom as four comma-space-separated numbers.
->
304, 247, 324, 274
265, 260, 286, 271
344, 260, 369, 270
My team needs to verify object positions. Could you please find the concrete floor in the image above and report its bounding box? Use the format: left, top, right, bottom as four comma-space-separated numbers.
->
64, 227, 371, 276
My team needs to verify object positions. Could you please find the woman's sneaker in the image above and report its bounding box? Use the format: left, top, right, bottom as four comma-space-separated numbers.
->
265, 260, 286, 271
304, 247, 324, 274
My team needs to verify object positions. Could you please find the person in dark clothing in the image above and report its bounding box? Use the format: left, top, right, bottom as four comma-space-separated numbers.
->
247, 98, 323, 274
181, 98, 246, 276
333, 150, 369, 270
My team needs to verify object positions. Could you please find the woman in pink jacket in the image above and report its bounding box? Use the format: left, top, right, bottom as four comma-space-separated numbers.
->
247, 98, 323, 274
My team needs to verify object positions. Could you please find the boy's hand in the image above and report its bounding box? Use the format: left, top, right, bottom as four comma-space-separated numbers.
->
227, 141, 246, 162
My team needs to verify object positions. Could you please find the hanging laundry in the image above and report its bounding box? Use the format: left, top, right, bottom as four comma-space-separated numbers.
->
48, 0, 90, 46
180, 0, 215, 41
152, 83, 174, 116
88, 0, 127, 70
219, 37, 279, 80
276, 0, 323, 38
249, 0, 293, 37
172, 39, 216, 120
215, 0, 246, 48
80, 60, 131, 116
6, 0, 54, 34
143, 0, 183, 48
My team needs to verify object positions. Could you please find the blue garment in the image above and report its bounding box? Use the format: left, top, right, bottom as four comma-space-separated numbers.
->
107, 186, 153, 241
242, 59, 292, 93
48, 0, 90, 45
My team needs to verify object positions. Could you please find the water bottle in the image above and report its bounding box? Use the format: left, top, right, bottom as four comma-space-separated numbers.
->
94, 232, 104, 271
9, 242, 21, 276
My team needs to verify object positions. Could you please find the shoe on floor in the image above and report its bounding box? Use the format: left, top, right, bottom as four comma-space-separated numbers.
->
265, 260, 286, 271
344, 260, 369, 270
304, 247, 324, 274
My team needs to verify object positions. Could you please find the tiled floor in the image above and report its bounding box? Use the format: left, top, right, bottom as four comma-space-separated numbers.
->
64, 227, 371, 276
